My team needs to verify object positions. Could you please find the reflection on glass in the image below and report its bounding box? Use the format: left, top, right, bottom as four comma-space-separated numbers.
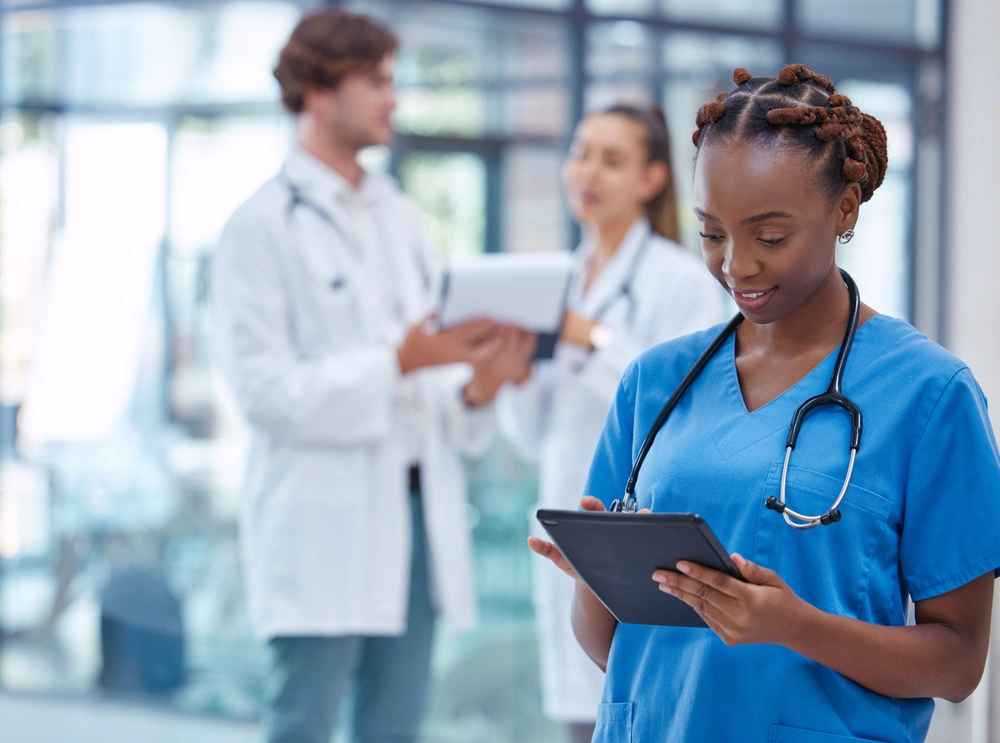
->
586, 0, 654, 15
2, 2, 300, 107
399, 152, 487, 259
0, 11, 59, 105
586, 81, 653, 112
503, 87, 569, 138
660, 0, 782, 29
797, 0, 940, 49
395, 87, 488, 137
503, 147, 567, 254
587, 21, 654, 77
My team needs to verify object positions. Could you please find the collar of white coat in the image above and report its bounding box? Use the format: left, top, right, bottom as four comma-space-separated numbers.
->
573, 217, 653, 314
283, 146, 396, 207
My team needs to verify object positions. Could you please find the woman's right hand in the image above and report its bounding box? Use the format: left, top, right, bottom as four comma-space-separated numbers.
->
527, 495, 608, 581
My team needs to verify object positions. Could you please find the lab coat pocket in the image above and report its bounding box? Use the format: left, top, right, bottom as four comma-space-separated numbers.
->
768, 723, 885, 742
752, 464, 892, 619
592, 702, 633, 743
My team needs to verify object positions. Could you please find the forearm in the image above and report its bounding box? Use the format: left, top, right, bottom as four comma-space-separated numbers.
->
571, 581, 618, 672
788, 602, 987, 703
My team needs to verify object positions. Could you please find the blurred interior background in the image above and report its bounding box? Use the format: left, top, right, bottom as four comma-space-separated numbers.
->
1, 0, 998, 741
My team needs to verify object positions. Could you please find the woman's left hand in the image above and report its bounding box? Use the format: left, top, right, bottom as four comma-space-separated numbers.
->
560, 310, 598, 348
652, 553, 809, 646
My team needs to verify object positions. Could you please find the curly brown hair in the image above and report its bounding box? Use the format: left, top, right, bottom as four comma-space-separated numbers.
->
692, 64, 888, 204
273, 10, 399, 114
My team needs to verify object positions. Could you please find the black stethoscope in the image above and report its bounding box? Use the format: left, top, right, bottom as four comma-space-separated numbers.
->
583, 229, 654, 328
279, 167, 432, 295
610, 269, 863, 531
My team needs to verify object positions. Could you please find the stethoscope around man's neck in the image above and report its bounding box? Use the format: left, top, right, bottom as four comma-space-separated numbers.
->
278, 165, 432, 294
610, 269, 863, 531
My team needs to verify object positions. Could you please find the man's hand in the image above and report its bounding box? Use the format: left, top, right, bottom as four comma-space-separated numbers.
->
396, 316, 501, 374
462, 327, 537, 406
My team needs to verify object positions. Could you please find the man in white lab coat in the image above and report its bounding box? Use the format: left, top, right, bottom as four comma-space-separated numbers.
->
211, 10, 534, 743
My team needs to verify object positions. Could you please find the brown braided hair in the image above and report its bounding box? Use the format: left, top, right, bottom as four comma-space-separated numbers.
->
602, 104, 681, 244
692, 64, 888, 203
273, 10, 398, 114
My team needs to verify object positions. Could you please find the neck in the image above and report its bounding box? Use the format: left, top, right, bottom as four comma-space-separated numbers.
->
297, 116, 364, 187
740, 267, 851, 358
587, 211, 643, 263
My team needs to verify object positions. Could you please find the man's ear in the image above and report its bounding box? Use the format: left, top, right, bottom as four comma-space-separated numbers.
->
300, 83, 335, 113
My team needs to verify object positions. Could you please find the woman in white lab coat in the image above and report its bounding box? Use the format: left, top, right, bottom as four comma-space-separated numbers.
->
499, 104, 724, 741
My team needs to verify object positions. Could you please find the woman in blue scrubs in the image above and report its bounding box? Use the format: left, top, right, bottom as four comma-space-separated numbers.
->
529, 64, 1000, 743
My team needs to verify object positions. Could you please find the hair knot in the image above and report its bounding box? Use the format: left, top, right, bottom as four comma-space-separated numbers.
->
695, 101, 726, 127
842, 158, 867, 182
776, 63, 836, 94
732, 68, 753, 86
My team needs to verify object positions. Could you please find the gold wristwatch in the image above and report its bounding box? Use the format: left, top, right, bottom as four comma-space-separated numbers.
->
589, 323, 613, 350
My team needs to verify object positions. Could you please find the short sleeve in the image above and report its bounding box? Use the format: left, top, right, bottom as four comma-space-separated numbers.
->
583, 362, 639, 509
901, 367, 1000, 602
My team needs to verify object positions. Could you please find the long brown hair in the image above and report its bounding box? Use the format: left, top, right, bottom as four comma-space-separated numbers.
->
602, 103, 681, 244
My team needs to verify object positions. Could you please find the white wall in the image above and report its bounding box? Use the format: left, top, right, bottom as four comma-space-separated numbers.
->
947, 2, 1000, 741
948, 2, 1000, 404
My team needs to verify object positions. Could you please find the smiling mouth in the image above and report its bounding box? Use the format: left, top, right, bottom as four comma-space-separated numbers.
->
733, 289, 772, 299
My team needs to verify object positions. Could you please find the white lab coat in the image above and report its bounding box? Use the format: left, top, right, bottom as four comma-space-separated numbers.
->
498, 219, 724, 722
211, 148, 494, 640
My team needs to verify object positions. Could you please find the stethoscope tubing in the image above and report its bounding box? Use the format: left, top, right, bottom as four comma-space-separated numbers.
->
611, 269, 863, 530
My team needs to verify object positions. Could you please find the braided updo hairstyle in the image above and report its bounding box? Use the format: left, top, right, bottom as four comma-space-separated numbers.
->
692, 64, 888, 203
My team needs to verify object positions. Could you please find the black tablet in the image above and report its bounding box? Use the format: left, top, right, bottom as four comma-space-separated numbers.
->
535, 509, 743, 628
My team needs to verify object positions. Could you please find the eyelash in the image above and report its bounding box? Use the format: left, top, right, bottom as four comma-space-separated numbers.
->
698, 233, 786, 247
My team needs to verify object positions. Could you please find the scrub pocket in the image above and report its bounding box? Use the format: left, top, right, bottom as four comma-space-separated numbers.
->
592, 702, 633, 743
769, 723, 885, 742
752, 464, 893, 619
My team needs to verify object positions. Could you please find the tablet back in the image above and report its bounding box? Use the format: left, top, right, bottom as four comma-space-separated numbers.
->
536, 510, 741, 627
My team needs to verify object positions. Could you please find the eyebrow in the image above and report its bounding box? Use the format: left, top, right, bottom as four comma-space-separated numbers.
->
694, 208, 795, 226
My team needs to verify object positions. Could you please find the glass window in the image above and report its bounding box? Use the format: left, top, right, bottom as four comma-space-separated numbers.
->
370, 1, 569, 138
797, 0, 941, 49
398, 151, 488, 259
2, 2, 300, 108
586, 0, 655, 15
661, 0, 782, 28
834, 80, 914, 321
503, 146, 568, 253
587, 20, 655, 78
0, 11, 59, 105
503, 87, 569, 138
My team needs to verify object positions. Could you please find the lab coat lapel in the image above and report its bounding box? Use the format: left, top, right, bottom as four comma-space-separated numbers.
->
577, 219, 650, 320
282, 151, 380, 340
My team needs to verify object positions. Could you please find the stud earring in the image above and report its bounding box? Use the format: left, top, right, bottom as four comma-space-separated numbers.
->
838, 229, 855, 244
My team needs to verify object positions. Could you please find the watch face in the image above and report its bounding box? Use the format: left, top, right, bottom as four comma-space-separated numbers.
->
590, 324, 612, 349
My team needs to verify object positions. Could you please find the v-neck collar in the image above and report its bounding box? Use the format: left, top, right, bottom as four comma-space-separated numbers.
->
572, 218, 650, 315
710, 315, 885, 461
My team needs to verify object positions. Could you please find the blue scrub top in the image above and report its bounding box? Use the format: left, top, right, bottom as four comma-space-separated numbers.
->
586, 314, 1000, 743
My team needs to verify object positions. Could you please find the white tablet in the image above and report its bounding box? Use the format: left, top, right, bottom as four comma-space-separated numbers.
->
439, 251, 574, 333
